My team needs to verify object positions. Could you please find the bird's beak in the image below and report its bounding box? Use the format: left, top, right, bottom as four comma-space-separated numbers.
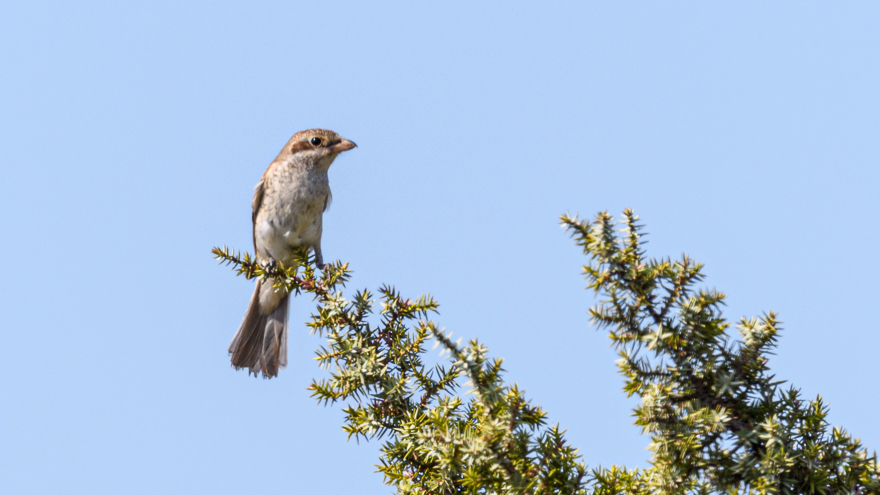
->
330, 138, 357, 153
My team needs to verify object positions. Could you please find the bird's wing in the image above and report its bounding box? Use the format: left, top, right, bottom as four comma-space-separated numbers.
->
323, 191, 332, 212
252, 173, 267, 253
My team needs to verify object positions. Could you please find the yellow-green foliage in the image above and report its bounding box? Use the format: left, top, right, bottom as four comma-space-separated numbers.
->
213, 210, 878, 494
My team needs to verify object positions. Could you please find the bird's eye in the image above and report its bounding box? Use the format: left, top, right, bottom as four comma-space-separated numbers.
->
310, 137, 323, 146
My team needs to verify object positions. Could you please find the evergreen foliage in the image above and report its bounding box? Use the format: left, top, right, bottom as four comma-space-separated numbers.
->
214, 209, 878, 494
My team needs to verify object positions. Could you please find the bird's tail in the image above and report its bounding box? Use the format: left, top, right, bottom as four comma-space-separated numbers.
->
228, 278, 289, 378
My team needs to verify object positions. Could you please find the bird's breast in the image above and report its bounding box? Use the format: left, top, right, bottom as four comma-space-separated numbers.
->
254, 166, 330, 262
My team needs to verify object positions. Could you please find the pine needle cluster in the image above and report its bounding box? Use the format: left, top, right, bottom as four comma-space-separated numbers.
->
561, 210, 878, 494
213, 245, 585, 494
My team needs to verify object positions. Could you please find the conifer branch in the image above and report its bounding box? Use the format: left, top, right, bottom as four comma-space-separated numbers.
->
211, 209, 879, 494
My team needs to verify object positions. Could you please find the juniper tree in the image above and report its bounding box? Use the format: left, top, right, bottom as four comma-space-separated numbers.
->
214, 209, 878, 494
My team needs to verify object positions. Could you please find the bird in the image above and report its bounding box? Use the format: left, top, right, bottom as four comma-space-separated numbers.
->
228, 128, 356, 378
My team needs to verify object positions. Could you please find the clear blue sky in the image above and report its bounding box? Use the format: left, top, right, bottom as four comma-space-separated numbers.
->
2, 2, 878, 493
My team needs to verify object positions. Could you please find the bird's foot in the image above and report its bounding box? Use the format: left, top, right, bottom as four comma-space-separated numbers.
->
314, 254, 328, 272
263, 258, 278, 275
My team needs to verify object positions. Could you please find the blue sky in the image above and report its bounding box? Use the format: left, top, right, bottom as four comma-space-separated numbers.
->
1, 1, 878, 493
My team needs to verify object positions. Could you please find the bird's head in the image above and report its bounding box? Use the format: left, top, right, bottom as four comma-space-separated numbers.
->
280, 128, 357, 169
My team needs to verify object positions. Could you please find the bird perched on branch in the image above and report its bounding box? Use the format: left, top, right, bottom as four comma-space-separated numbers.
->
228, 129, 357, 378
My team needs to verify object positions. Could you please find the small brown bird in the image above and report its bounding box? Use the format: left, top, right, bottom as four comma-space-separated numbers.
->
229, 129, 356, 378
